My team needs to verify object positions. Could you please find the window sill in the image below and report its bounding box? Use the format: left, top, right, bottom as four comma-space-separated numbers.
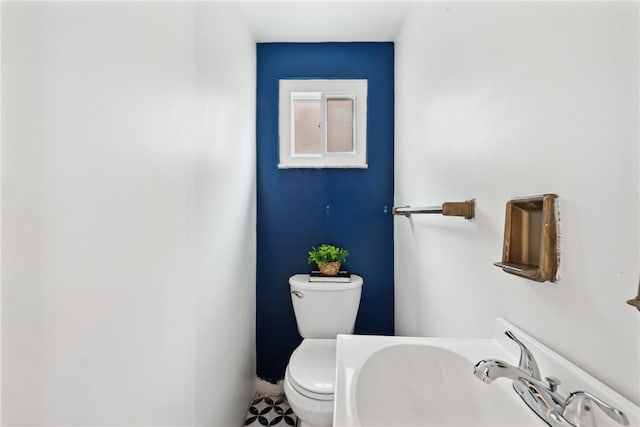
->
277, 163, 368, 169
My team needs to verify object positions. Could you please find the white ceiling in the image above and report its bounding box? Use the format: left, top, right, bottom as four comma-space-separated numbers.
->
239, 1, 410, 42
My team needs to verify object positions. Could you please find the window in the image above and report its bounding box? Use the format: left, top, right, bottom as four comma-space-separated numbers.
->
278, 79, 367, 168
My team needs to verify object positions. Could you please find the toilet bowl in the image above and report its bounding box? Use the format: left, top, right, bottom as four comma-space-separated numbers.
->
284, 339, 336, 427
284, 274, 363, 427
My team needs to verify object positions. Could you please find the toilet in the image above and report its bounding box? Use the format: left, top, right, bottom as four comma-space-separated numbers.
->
284, 273, 363, 427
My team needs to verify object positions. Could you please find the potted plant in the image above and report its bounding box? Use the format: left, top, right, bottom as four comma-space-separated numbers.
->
307, 244, 349, 276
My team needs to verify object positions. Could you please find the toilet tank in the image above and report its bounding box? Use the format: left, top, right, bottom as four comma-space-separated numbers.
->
289, 274, 363, 338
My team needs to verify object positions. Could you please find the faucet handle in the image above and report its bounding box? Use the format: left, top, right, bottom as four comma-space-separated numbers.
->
562, 390, 629, 427
505, 330, 541, 380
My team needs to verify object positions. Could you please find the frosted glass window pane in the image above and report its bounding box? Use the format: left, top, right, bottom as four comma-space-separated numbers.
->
327, 98, 354, 153
293, 100, 321, 155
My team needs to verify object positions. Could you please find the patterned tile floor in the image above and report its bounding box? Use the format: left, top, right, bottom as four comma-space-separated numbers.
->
243, 395, 297, 426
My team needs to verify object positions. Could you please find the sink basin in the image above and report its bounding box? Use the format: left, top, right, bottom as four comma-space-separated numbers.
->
334, 318, 640, 427
354, 343, 540, 426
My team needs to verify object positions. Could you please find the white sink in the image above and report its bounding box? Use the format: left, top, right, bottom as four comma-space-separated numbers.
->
353, 342, 541, 426
334, 318, 640, 427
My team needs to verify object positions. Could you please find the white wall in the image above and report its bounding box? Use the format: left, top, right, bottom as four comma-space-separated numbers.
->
395, 2, 640, 405
1, 2, 255, 425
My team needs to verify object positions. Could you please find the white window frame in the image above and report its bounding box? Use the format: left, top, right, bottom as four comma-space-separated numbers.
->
278, 79, 367, 169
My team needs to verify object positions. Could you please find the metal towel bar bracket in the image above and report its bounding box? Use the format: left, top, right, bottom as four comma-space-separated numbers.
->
627, 276, 640, 311
392, 200, 475, 219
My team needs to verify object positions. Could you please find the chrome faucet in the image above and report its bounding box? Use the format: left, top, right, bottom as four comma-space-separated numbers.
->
473, 331, 629, 427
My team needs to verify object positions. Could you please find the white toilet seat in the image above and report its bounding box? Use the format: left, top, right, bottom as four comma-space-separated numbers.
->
284, 339, 337, 427
288, 339, 336, 400
287, 367, 334, 401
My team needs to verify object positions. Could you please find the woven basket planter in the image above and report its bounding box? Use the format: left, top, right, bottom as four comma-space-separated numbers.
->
319, 261, 341, 276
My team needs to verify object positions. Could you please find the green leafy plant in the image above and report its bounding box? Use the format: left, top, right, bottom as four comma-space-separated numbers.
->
307, 244, 349, 266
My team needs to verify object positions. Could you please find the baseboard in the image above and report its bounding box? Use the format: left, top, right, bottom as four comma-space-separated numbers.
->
255, 377, 284, 397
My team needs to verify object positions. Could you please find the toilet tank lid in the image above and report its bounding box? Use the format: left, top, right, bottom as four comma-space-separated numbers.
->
289, 274, 363, 291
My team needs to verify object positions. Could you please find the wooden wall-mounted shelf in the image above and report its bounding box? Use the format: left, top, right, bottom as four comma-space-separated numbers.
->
494, 194, 558, 283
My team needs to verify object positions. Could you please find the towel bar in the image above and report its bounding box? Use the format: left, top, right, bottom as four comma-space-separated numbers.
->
392, 200, 474, 219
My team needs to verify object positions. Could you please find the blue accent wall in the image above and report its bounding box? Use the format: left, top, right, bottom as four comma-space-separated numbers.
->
256, 43, 394, 382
